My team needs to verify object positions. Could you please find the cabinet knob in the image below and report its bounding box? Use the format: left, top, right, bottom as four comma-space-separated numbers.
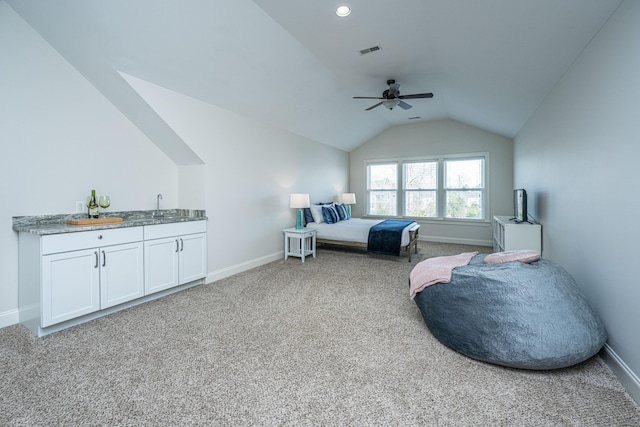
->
97, 235, 103, 240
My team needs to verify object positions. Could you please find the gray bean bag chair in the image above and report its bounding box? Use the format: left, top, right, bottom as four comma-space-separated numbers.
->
412, 255, 607, 370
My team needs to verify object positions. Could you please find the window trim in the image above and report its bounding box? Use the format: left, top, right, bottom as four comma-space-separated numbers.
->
366, 161, 399, 217
364, 153, 490, 222
443, 156, 486, 220
403, 159, 439, 219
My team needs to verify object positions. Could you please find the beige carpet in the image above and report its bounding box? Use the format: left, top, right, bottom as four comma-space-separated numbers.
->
1, 241, 639, 426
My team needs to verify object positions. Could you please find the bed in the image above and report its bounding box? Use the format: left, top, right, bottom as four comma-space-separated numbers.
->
306, 217, 420, 261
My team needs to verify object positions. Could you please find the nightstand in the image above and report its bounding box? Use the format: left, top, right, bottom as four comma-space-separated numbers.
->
283, 228, 316, 263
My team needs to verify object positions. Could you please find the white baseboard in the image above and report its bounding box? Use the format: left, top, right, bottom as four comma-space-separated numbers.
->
420, 236, 493, 247
206, 251, 283, 284
600, 344, 640, 405
0, 309, 19, 329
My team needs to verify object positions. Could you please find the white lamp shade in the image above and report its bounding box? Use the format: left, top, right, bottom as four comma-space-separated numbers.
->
342, 193, 356, 205
289, 193, 310, 209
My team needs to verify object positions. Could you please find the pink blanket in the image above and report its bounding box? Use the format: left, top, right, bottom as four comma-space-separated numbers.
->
409, 252, 478, 299
483, 250, 540, 264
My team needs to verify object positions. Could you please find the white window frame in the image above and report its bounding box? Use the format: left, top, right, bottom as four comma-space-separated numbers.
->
365, 153, 488, 221
443, 156, 486, 220
403, 160, 438, 219
366, 162, 399, 217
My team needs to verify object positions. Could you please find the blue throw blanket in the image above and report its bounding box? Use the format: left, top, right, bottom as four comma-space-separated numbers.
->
367, 219, 414, 256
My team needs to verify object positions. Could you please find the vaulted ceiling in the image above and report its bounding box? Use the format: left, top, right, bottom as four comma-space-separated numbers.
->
7, 0, 621, 159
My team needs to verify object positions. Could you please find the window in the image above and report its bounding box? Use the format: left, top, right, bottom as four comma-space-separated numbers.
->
404, 161, 437, 217
365, 155, 486, 220
367, 163, 397, 216
444, 158, 484, 219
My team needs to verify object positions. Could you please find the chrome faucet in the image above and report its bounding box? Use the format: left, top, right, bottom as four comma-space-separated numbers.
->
156, 193, 163, 217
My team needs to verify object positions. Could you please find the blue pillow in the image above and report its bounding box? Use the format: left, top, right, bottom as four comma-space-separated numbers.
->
335, 203, 347, 221
303, 208, 314, 224
322, 206, 339, 224
338, 203, 351, 219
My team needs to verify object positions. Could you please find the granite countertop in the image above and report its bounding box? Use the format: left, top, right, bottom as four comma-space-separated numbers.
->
12, 209, 207, 235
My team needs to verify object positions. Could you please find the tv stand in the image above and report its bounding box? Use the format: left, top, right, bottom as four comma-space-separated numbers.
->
493, 216, 541, 253
513, 219, 533, 225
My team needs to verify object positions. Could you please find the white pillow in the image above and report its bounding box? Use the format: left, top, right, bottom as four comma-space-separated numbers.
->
310, 204, 332, 224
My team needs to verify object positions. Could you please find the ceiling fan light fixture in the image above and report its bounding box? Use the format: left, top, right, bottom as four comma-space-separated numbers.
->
383, 99, 400, 110
354, 80, 432, 111
336, 5, 351, 17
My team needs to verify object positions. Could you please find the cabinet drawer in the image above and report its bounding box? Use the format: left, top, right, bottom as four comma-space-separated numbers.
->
42, 227, 144, 255
144, 220, 207, 240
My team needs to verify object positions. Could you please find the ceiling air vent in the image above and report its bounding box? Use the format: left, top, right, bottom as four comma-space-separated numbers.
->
359, 45, 381, 55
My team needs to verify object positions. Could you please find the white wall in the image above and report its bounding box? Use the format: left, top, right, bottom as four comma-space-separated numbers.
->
349, 119, 513, 246
515, 0, 640, 398
0, 2, 349, 327
0, 2, 180, 326
178, 165, 206, 210
121, 75, 349, 277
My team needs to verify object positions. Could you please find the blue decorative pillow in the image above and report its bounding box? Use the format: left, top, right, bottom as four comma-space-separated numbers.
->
335, 203, 347, 221
338, 203, 351, 219
303, 208, 314, 224
322, 206, 339, 224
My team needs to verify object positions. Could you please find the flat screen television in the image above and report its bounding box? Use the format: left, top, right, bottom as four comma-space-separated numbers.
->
514, 189, 528, 223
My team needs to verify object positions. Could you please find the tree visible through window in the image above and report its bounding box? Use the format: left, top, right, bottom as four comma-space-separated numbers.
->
444, 158, 484, 219
404, 161, 437, 217
367, 163, 397, 216
365, 155, 486, 220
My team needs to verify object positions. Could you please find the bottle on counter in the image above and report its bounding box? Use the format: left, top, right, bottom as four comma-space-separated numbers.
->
88, 189, 99, 218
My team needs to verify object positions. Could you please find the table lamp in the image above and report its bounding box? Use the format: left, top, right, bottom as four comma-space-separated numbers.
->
290, 193, 310, 229
342, 193, 356, 217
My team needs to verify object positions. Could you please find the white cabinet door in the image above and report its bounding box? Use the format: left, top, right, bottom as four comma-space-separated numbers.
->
42, 249, 100, 327
179, 233, 207, 284
100, 242, 144, 309
144, 236, 180, 295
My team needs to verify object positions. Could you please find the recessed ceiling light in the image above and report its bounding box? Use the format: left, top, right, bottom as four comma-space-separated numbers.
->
336, 5, 351, 17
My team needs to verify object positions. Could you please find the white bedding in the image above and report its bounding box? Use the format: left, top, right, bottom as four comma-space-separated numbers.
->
306, 218, 418, 247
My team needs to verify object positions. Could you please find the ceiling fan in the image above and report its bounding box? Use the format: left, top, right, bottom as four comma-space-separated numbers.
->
353, 79, 434, 111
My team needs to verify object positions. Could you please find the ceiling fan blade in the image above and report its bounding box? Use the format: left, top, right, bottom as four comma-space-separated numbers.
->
353, 96, 384, 99
398, 100, 412, 110
398, 92, 434, 100
366, 102, 384, 111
